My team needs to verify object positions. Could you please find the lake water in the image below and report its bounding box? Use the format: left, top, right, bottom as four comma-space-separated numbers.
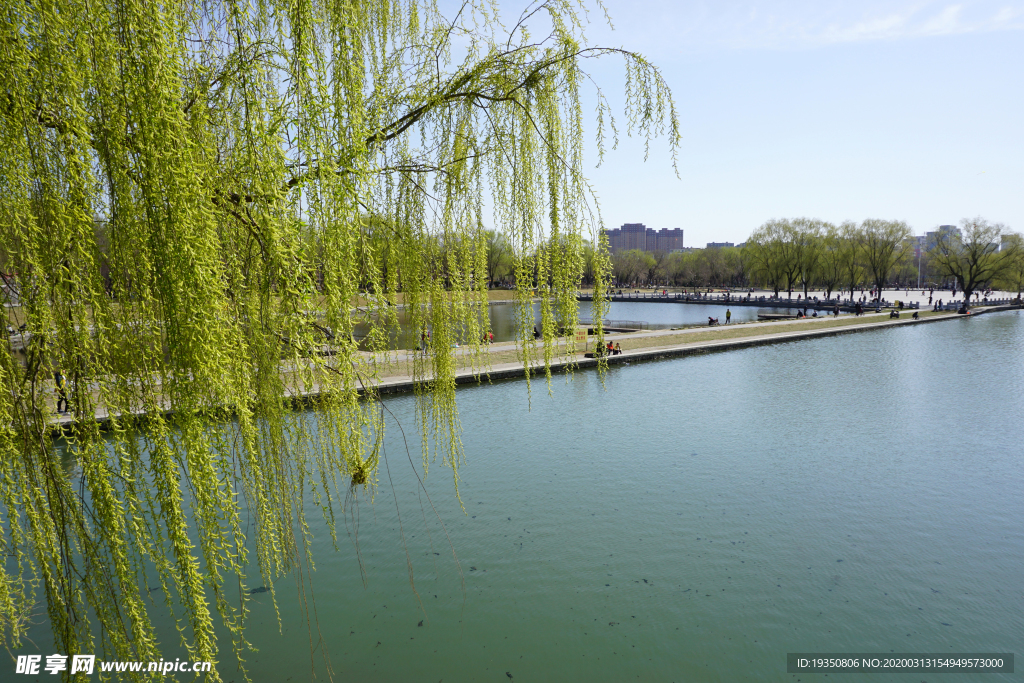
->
358, 300, 802, 348
592, 300, 803, 327
19, 310, 1023, 681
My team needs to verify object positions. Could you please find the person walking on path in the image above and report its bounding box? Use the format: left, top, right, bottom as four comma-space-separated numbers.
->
725, 308, 731, 324
54, 370, 68, 414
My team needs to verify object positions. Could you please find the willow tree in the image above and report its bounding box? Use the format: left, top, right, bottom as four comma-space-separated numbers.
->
0, 0, 677, 677
930, 218, 1015, 309
790, 217, 824, 302
816, 222, 843, 301
745, 220, 788, 297
860, 218, 911, 302
996, 232, 1024, 299
838, 220, 864, 300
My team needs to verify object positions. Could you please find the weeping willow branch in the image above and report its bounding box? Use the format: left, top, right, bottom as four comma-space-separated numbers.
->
0, 0, 678, 679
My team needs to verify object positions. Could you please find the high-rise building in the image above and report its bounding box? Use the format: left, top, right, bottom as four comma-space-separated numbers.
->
913, 235, 926, 261
602, 224, 683, 253
619, 223, 647, 251
655, 228, 684, 252
925, 225, 961, 251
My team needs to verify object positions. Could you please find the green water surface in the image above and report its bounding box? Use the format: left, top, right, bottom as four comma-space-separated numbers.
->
19, 311, 1024, 682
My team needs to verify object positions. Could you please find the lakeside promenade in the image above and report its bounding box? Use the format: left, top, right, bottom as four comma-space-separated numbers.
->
365, 303, 1019, 395
45, 303, 1020, 429
578, 287, 1019, 312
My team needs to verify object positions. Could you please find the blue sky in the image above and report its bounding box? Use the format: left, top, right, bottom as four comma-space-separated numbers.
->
554, 0, 1024, 245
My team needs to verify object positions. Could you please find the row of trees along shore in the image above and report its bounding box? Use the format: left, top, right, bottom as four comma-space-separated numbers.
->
608, 217, 1024, 304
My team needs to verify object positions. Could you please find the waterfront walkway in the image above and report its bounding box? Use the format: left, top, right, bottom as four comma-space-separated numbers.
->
45, 303, 1020, 429
367, 304, 1019, 394
578, 289, 1018, 312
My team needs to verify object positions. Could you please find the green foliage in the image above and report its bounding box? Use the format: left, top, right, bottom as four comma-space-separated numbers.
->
484, 230, 511, 285
0, 0, 677, 676
745, 219, 801, 296
930, 218, 1015, 306
838, 221, 865, 299
861, 219, 912, 298
611, 249, 655, 284
995, 233, 1024, 298
745, 218, 911, 299
606, 247, 747, 288
816, 222, 845, 299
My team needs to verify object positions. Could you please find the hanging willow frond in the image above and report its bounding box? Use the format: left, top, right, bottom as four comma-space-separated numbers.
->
0, 0, 677, 676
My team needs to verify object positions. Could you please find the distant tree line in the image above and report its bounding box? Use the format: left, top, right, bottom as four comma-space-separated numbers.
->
611, 246, 746, 289
78, 217, 1024, 303
606, 217, 1023, 306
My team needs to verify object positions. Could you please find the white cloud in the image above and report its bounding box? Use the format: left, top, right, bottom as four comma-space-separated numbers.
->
756, 2, 1024, 47
992, 5, 1023, 22
818, 12, 912, 43
595, 0, 1024, 54
920, 4, 964, 34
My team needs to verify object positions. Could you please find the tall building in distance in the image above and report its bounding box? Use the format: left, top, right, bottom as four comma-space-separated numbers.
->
925, 225, 961, 251
604, 224, 684, 253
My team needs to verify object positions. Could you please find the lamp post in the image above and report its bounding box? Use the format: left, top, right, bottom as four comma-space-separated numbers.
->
917, 247, 922, 290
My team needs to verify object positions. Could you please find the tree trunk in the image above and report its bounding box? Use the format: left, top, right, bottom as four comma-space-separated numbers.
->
961, 286, 973, 311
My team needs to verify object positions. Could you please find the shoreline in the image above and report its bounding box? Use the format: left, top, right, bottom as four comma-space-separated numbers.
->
373, 304, 1020, 394
47, 304, 1020, 430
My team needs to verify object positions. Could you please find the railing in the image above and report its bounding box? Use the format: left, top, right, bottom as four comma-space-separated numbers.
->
577, 291, 1020, 310
932, 298, 1016, 310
